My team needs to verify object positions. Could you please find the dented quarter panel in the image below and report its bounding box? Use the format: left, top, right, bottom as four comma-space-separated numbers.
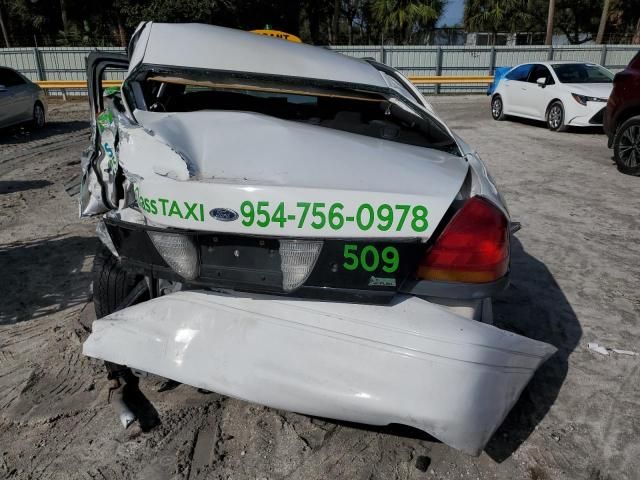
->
80, 102, 121, 216
83, 290, 557, 456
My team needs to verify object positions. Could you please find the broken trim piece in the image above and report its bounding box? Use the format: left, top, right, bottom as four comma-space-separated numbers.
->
146, 76, 386, 102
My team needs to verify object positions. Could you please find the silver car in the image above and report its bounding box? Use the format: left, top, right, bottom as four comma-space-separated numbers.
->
0, 66, 47, 130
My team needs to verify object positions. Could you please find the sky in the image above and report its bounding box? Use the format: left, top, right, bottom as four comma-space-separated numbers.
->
437, 0, 465, 27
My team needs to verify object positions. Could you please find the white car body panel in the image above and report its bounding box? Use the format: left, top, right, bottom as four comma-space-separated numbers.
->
118, 110, 468, 238
84, 290, 556, 456
495, 61, 612, 127
129, 23, 387, 88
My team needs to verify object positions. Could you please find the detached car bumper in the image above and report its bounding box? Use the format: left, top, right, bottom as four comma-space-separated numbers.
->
84, 289, 556, 456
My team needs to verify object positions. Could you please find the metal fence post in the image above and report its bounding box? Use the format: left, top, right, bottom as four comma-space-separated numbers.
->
435, 46, 443, 95
547, 45, 554, 61
489, 46, 496, 75
32, 47, 45, 80
380, 43, 386, 64
600, 44, 608, 66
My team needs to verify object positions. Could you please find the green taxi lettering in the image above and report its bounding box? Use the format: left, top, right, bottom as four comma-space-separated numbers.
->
136, 193, 205, 222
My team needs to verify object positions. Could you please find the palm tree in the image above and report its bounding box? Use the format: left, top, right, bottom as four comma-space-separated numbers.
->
465, 0, 534, 45
371, 0, 443, 44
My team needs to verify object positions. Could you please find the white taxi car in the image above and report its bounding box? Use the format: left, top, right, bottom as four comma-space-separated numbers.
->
80, 22, 555, 456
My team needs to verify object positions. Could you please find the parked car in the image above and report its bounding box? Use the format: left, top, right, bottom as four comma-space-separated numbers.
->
0, 66, 47, 130
491, 61, 613, 131
603, 51, 640, 176
80, 22, 555, 456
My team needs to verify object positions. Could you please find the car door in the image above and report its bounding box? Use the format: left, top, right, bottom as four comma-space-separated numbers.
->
80, 52, 130, 216
5, 69, 33, 124
0, 81, 11, 127
525, 64, 556, 119
0, 68, 32, 127
501, 64, 533, 116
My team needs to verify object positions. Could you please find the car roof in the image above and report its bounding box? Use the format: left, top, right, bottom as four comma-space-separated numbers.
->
517, 61, 602, 67
129, 22, 387, 88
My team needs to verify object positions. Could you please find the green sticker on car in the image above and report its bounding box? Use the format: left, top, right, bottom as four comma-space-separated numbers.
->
135, 190, 205, 222
239, 201, 428, 232
343, 244, 400, 273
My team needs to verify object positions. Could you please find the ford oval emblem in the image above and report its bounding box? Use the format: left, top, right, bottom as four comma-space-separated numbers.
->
209, 208, 239, 222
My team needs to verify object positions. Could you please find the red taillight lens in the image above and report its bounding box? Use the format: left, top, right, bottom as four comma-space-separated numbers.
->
417, 197, 509, 283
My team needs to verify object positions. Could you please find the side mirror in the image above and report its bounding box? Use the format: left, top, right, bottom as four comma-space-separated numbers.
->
536, 77, 546, 87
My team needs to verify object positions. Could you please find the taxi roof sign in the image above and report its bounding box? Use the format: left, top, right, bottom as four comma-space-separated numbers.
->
250, 29, 302, 43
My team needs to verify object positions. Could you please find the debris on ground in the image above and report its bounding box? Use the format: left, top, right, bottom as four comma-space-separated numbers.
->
587, 342, 638, 356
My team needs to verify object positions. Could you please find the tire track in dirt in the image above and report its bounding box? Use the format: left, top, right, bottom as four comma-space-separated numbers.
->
0, 129, 88, 171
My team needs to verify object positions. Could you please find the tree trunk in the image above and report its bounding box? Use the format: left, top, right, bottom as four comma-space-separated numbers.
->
60, 0, 69, 33
596, 0, 611, 44
545, 0, 555, 45
0, 2, 10, 48
308, 4, 320, 44
116, 16, 127, 47
331, 0, 340, 44
633, 17, 640, 44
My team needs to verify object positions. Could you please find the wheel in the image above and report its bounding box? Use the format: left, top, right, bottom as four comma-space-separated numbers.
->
613, 115, 640, 176
491, 95, 506, 121
546, 101, 567, 132
31, 102, 45, 129
92, 246, 146, 319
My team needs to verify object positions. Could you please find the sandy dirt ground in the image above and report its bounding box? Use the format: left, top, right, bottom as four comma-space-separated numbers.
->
0, 96, 638, 480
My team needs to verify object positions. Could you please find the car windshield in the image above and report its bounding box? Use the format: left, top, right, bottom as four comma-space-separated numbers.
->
130, 69, 460, 155
551, 63, 613, 84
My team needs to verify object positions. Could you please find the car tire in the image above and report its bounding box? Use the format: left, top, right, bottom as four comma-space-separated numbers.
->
93, 246, 146, 319
546, 101, 567, 132
612, 115, 640, 176
491, 95, 506, 121
31, 102, 46, 129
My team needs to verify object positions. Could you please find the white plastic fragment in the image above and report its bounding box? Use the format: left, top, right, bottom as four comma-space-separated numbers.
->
611, 349, 639, 356
587, 343, 610, 355
588, 343, 639, 357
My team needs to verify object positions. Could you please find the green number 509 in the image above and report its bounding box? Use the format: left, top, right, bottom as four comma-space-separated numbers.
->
343, 244, 400, 273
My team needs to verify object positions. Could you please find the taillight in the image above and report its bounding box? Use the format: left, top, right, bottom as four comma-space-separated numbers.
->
417, 196, 509, 283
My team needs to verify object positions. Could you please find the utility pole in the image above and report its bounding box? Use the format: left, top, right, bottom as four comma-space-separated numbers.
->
596, 0, 612, 44
0, 1, 10, 48
545, 0, 555, 45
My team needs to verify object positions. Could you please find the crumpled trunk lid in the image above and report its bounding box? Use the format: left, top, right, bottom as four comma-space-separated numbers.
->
122, 111, 469, 239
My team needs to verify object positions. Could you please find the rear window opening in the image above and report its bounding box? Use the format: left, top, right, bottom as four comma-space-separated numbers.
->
131, 72, 460, 155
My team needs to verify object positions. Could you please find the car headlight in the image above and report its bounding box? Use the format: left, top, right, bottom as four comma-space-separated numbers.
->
148, 231, 200, 280
571, 93, 607, 106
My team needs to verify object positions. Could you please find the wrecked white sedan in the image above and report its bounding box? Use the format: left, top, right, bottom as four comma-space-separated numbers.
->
80, 22, 556, 456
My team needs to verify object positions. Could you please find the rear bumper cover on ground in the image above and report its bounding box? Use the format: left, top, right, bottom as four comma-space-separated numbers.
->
83, 290, 556, 455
